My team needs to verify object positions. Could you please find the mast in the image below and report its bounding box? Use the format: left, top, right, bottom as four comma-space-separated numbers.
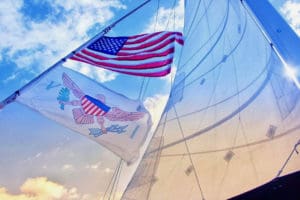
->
242, 0, 300, 89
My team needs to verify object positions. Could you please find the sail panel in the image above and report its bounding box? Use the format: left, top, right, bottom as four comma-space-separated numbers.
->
136, 0, 300, 199
122, 137, 163, 200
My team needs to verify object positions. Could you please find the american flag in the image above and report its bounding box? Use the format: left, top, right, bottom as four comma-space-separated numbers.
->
70, 31, 183, 77
81, 95, 111, 116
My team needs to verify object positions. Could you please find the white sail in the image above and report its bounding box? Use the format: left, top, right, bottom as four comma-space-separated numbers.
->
123, 0, 300, 199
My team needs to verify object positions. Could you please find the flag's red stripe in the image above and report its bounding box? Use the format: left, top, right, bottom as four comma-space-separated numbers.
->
85, 103, 98, 114
118, 38, 176, 56
82, 100, 91, 110
109, 67, 171, 77
126, 32, 148, 39
93, 109, 102, 116
89, 106, 100, 115
84, 104, 94, 113
126, 32, 163, 45
122, 32, 175, 51
87, 106, 96, 115
126, 32, 183, 47
175, 38, 184, 45
70, 56, 173, 70
70, 57, 171, 77
82, 100, 92, 110
80, 47, 174, 61
127, 31, 182, 44
82, 98, 88, 104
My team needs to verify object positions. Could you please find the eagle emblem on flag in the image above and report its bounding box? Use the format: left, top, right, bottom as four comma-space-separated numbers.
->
57, 73, 146, 134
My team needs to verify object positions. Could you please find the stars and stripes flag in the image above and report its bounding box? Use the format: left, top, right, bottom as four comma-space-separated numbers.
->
70, 31, 184, 77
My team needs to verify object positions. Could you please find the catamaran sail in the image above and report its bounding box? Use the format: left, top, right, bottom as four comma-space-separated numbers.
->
0, 0, 300, 199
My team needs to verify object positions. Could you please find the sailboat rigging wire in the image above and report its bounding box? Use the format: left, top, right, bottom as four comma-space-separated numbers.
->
177, 0, 213, 70
121, 2, 179, 199
108, 163, 121, 200
120, 113, 166, 200
173, 107, 206, 200
164, 54, 269, 123
217, 160, 231, 199
172, 0, 175, 31
231, 37, 259, 183
146, 137, 164, 199
183, 0, 202, 38
158, 124, 300, 157
137, 78, 146, 100
182, 12, 248, 89
165, 0, 177, 30
193, 0, 221, 133
103, 159, 122, 199
178, 0, 226, 71
154, 0, 160, 32
0, 0, 152, 109
137, 0, 176, 101
136, 0, 161, 101
112, 161, 123, 200
194, 53, 222, 131
175, 0, 230, 86
239, 0, 274, 52
240, 118, 260, 182
145, 133, 164, 199
148, 57, 274, 154
275, 139, 300, 179
175, 0, 248, 101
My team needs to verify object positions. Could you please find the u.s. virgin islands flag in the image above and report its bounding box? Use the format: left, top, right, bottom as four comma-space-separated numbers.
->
17, 65, 152, 163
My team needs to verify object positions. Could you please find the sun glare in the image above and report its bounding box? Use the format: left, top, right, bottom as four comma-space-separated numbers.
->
284, 64, 300, 89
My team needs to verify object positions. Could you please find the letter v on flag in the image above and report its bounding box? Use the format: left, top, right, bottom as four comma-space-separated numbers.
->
16, 65, 152, 163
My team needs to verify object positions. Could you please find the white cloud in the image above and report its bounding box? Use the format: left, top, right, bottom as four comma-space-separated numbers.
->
0, 0, 125, 82
85, 161, 102, 170
21, 177, 67, 199
3, 73, 18, 83
63, 60, 117, 82
0, 177, 87, 200
34, 152, 42, 158
159, 62, 178, 85
144, 94, 169, 124
280, 0, 300, 35
62, 164, 74, 171
92, 68, 118, 83
104, 168, 112, 173
143, 0, 184, 33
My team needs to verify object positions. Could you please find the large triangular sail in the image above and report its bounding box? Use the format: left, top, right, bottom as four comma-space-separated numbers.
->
122, 0, 300, 199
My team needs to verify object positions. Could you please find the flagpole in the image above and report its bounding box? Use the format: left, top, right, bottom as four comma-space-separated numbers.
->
0, 0, 152, 109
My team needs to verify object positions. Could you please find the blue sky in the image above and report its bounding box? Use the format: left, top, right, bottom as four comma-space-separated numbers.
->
0, 0, 299, 199
0, 0, 183, 199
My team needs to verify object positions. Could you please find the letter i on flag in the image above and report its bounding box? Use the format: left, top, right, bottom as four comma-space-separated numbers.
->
17, 65, 152, 163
